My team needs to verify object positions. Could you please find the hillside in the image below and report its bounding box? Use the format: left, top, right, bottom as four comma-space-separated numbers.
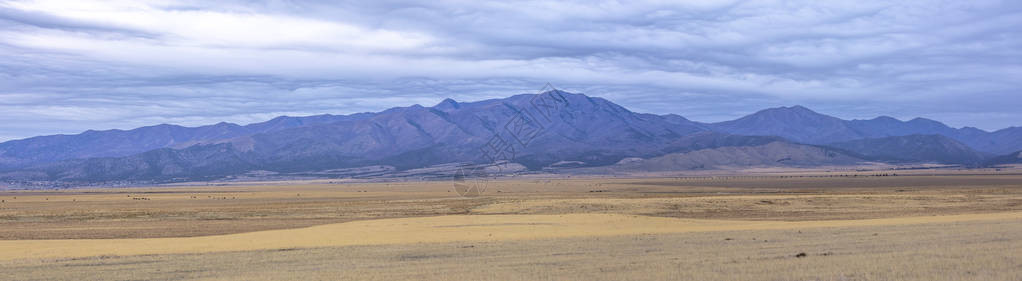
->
608, 141, 864, 172
825, 135, 987, 165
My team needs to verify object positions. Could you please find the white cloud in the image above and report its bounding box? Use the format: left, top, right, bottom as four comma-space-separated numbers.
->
3, 0, 434, 51
0, 0, 1020, 141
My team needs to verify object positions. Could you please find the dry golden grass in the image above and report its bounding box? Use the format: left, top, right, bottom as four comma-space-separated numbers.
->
472, 193, 1022, 220
2, 215, 1019, 281
0, 172, 1020, 280
0, 182, 484, 239
2, 174, 1020, 239
2, 212, 1019, 261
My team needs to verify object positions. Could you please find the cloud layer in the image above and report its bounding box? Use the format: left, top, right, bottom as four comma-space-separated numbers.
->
1, 0, 1020, 141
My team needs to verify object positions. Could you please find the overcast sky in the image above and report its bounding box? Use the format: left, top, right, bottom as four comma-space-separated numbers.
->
1, 0, 1020, 141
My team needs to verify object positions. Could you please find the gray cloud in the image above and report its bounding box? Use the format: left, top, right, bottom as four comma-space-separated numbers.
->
0, 0, 1020, 141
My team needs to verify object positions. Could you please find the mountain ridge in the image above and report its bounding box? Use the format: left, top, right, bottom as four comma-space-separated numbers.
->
0, 113, 377, 171
710, 106, 1020, 154
3, 91, 722, 182
1, 91, 1020, 183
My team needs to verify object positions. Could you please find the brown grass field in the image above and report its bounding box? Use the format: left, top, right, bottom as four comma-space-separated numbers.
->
1, 170, 1021, 280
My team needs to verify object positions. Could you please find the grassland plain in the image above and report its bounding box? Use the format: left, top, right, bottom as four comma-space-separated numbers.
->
2, 215, 1019, 281
2, 174, 1021, 239
2, 212, 1020, 261
0, 172, 1021, 280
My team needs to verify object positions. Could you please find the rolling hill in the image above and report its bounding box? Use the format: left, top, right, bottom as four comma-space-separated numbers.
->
985, 151, 1022, 166
607, 141, 865, 172
825, 135, 987, 165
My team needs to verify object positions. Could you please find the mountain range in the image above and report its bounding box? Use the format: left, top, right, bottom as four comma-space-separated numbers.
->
1, 90, 1019, 184
706, 105, 1021, 155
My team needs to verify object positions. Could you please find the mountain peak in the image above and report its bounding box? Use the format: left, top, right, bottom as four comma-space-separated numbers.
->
761, 104, 807, 111
906, 117, 951, 129
711, 105, 857, 144
751, 105, 831, 119
434, 98, 460, 111
908, 117, 939, 123
661, 113, 691, 122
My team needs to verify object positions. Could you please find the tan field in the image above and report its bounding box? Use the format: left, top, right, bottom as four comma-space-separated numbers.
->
1, 171, 1021, 280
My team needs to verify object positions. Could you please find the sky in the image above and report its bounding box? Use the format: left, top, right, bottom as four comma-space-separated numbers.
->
1, 0, 1020, 142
